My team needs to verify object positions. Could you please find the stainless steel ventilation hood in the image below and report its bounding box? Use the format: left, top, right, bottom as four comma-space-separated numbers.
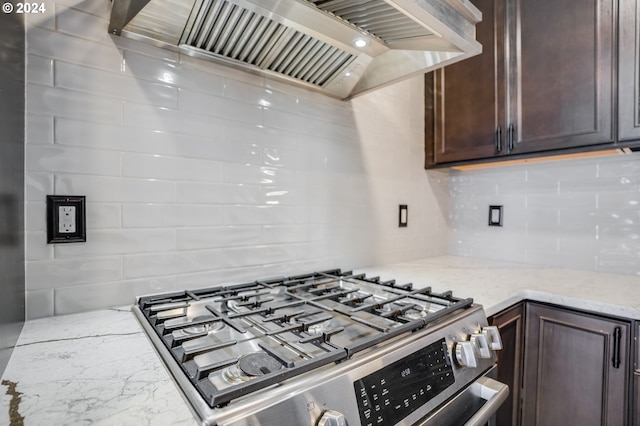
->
109, 0, 481, 99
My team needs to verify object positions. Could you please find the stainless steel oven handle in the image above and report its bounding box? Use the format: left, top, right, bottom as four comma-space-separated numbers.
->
464, 376, 510, 426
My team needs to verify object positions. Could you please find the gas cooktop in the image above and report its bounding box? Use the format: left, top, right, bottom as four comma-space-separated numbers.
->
133, 268, 503, 426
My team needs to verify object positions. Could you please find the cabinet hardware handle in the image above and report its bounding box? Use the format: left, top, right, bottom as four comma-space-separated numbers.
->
507, 124, 515, 153
495, 126, 502, 153
612, 326, 621, 369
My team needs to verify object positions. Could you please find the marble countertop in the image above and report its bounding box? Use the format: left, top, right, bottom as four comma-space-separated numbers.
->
356, 256, 640, 319
2, 255, 639, 425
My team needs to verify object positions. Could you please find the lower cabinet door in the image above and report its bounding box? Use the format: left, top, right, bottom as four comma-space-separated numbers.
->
522, 303, 630, 426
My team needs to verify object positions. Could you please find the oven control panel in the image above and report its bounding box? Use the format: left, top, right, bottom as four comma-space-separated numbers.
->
353, 338, 455, 426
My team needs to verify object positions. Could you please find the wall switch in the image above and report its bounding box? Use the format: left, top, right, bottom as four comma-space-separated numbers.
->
47, 195, 86, 243
488, 205, 503, 226
399, 204, 408, 227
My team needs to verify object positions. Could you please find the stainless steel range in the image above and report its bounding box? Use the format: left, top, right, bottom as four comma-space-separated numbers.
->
133, 269, 508, 426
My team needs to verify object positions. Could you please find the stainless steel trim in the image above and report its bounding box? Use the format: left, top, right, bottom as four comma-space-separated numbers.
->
465, 376, 510, 426
416, 375, 509, 426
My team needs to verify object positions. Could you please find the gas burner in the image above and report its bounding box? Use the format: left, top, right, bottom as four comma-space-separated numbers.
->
239, 352, 283, 376
305, 318, 333, 335
182, 316, 224, 335
404, 308, 429, 320
223, 352, 283, 383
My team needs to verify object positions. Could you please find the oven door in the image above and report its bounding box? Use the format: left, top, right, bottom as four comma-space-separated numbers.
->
416, 373, 509, 426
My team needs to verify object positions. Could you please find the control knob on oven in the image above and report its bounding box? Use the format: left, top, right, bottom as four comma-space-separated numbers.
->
317, 410, 347, 426
454, 341, 478, 368
470, 332, 491, 358
482, 326, 503, 350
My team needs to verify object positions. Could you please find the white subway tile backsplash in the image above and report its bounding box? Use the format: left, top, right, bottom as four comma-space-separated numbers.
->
55, 6, 111, 45
27, 27, 123, 73
87, 204, 122, 229
25, 202, 46, 232
222, 163, 297, 186
114, 37, 180, 64
26, 257, 122, 290
26, 290, 54, 319
262, 224, 323, 244
53, 229, 175, 258
27, 144, 121, 176
176, 134, 261, 165
124, 51, 189, 86
124, 252, 196, 279
55, 117, 178, 155
53, 276, 178, 315
122, 153, 222, 182
25, 232, 53, 261
26, 114, 53, 144
55, 61, 178, 108
449, 153, 640, 273
123, 101, 225, 137
27, 83, 123, 124
27, 55, 53, 86
222, 78, 279, 107
179, 89, 263, 125
222, 205, 300, 226
177, 182, 261, 204
123, 204, 223, 228
598, 190, 640, 209
177, 226, 263, 250
26, 172, 53, 201
25, 0, 444, 318
55, 174, 176, 203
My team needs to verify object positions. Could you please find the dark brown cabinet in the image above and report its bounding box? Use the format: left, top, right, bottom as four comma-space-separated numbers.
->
425, 0, 617, 167
490, 302, 632, 426
490, 303, 524, 426
424, 0, 506, 165
619, 0, 640, 141
522, 303, 630, 426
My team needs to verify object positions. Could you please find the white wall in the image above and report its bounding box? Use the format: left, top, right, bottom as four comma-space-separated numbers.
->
449, 153, 640, 276
24, 0, 449, 318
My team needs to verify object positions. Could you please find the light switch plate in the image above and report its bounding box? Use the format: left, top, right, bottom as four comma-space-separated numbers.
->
488, 205, 503, 226
47, 195, 86, 243
399, 204, 408, 227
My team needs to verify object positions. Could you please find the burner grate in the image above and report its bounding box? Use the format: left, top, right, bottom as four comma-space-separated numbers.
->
136, 269, 473, 407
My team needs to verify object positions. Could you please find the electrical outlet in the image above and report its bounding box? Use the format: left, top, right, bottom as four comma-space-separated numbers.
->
59, 206, 76, 233
47, 195, 86, 243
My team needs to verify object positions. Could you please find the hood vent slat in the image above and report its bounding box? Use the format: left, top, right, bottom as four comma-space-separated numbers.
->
306, 0, 431, 42
183, 0, 356, 87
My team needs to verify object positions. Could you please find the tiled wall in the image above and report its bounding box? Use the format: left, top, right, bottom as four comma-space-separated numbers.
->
24, 0, 449, 318
0, 8, 25, 376
449, 153, 640, 275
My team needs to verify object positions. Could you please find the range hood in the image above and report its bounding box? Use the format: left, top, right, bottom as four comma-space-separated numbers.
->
109, 0, 482, 99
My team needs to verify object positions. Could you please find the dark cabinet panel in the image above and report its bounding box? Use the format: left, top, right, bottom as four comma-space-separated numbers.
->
619, 0, 640, 141
509, 0, 615, 153
425, 0, 617, 167
425, 0, 506, 165
490, 303, 524, 426
522, 303, 629, 426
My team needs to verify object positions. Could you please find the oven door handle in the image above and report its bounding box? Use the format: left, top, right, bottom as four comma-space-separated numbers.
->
464, 376, 510, 426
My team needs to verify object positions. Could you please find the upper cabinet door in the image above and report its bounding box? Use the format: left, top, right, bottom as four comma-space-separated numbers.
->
508, 0, 616, 153
619, 0, 640, 141
425, 0, 506, 166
